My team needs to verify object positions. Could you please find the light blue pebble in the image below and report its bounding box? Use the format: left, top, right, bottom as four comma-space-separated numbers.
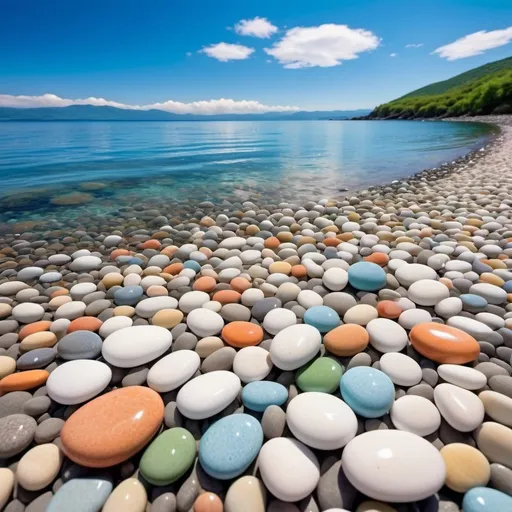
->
341, 367, 395, 418
242, 381, 288, 412
47, 478, 113, 512
348, 262, 387, 291
461, 294, 488, 309
183, 260, 201, 272
114, 285, 144, 306
199, 413, 263, 479
304, 305, 341, 333
128, 257, 145, 266
115, 256, 133, 264
462, 487, 512, 512
503, 281, 512, 293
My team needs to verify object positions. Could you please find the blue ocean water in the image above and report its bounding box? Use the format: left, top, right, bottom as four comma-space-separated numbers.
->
0, 120, 495, 226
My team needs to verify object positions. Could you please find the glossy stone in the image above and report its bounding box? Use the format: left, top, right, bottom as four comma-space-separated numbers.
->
242, 381, 288, 412
61, 386, 164, 467
224, 476, 266, 512
348, 262, 387, 291
222, 321, 264, 348
47, 478, 113, 512
410, 322, 480, 364
199, 414, 263, 479
296, 357, 343, 393
0, 369, 49, 392
323, 324, 369, 356
462, 487, 512, 512
102, 478, 147, 512
342, 430, 446, 502
57, 331, 102, 360
140, 427, 196, 485
303, 306, 341, 333
0, 414, 37, 457
16, 347, 56, 370
341, 367, 395, 418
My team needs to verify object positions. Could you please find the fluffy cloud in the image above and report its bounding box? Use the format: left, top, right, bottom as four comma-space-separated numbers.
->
389, 53, 397, 57
264, 24, 380, 68
405, 43, 423, 48
235, 17, 278, 38
0, 93, 300, 115
433, 27, 512, 60
201, 42, 254, 61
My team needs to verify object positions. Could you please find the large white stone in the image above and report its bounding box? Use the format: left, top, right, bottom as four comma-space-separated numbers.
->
379, 353, 422, 386
46, 360, 112, 405
322, 267, 348, 291
258, 438, 320, 503
147, 350, 200, 392
408, 280, 449, 306
395, 264, 437, 287
12, 303, 44, 324
98, 316, 133, 338
469, 283, 507, 304
135, 297, 178, 318
447, 315, 493, 338
70, 255, 102, 272
390, 396, 441, 436
342, 430, 446, 502
286, 392, 357, 450
177, 370, 241, 419
187, 308, 224, 337
178, 291, 210, 313
434, 383, 485, 432
262, 308, 297, 335
270, 324, 321, 370
366, 318, 408, 353
437, 364, 487, 390
102, 325, 173, 368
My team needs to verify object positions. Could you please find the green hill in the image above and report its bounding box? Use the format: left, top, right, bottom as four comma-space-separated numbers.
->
369, 56, 512, 119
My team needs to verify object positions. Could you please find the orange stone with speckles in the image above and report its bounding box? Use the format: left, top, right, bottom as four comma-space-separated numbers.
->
230, 277, 251, 293
0, 370, 49, 392
264, 237, 280, 250
61, 386, 164, 468
291, 265, 307, 278
140, 240, 161, 250
222, 321, 263, 348
111, 249, 131, 260
194, 493, 223, 512
164, 263, 184, 275
18, 321, 52, 340
67, 317, 103, 333
410, 322, 480, 364
193, 276, 217, 292
323, 324, 369, 356
377, 300, 402, 319
364, 253, 390, 266
212, 290, 241, 305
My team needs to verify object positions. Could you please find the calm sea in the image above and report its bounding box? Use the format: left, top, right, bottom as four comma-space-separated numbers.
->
0, 120, 495, 226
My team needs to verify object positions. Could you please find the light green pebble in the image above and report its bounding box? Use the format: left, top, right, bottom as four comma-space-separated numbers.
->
139, 427, 196, 486
296, 357, 343, 393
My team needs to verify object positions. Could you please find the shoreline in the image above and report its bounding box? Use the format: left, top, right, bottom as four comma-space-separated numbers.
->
0, 117, 512, 510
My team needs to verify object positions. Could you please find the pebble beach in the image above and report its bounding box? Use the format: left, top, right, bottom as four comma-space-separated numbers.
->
0, 115, 512, 512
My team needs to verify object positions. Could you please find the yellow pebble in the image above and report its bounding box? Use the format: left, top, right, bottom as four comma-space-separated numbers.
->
269, 262, 292, 275
114, 306, 135, 317
151, 309, 183, 329
101, 273, 124, 289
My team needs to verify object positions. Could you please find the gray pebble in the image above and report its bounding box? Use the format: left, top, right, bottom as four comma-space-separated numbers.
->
439, 419, 475, 447
164, 402, 183, 429
421, 368, 438, 387
347, 352, 372, 370
22, 396, 51, 417
262, 405, 286, 439
251, 298, 282, 321
475, 361, 509, 379
172, 332, 197, 352
121, 366, 149, 387
479, 341, 496, 357
316, 460, 357, 512
57, 331, 102, 360
34, 418, 65, 444
0, 414, 37, 457
151, 492, 177, 512
490, 463, 512, 496
4, 500, 25, 512
16, 348, 56, 370
25, 491, 53, 512
176, 464, 200, 512
489, 375, 512, 398
220, 304, 251, 322
0, 391, 32, 418
407, 383, 434, 402
201, 347, 236, 373
0, 333, 18, 349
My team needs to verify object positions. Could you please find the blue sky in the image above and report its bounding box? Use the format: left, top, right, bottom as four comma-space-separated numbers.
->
0, 0, 511, 113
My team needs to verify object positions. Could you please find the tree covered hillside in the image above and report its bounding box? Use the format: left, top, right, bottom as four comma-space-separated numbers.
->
369, 58, 512, 119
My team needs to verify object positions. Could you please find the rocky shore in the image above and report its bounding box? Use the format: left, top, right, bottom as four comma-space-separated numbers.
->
0, 115, 512, 511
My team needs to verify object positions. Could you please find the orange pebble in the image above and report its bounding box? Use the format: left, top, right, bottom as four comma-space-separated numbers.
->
18, 321, 52, 340
324, 324, 369, 356
291, 265, 307, 278
222, 321, 263, 348
110, 249, 131, 260
193, 276, 217, 292
439, 278, 453, 289
139, 239, 161, 250
230, 277, 251, 293
50, 288, 69, 298
147, 285, 168, 297
364, 253, 390, 266
0, 370, 49, 392
264, 237, 280, 249
324, 237, 341, 247
194, 493, 223, 512
163, 263, 184, 275
67, 317, 103, 333
376, 300, 402, 319
160, 246, 178, 257
212, 290, 241, 305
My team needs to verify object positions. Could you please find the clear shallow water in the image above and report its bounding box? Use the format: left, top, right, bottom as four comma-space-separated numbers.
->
0, 120, 495, 228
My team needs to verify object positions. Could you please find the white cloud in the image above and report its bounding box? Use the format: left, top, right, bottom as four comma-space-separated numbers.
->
0, 93, 300, 115
433, 27, 512, 60
389, 53, 397, 57
235, 17, 278, 38
405, 43, 423, 48
264, 24, 380, 68
201, 42, 254, 62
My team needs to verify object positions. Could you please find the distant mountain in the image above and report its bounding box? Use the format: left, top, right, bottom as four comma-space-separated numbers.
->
367, 56, 512, 119
0, 105, 371, 121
